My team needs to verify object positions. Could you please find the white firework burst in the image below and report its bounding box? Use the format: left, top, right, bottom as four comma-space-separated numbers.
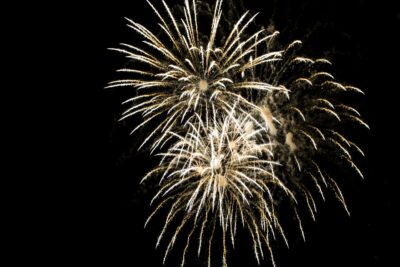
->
256, 39, 368, 220
108, 0, 368, 266
142, 109, 292, 267
107, 0, 284, 151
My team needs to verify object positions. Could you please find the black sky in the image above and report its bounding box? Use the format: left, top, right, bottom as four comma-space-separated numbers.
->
33, 0, 399, 266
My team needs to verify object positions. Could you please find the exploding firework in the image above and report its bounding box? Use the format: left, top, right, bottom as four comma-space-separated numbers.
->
255, 39, 369, 224
107, 0, 285, 152
109, 0, 367, 266
142, 109, 291, 266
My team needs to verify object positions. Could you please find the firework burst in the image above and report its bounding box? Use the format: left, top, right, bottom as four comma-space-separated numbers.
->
107, 0, 285, 151
109, 0, 367, 266
256, 39, 368, 221
142, 110, 291, 266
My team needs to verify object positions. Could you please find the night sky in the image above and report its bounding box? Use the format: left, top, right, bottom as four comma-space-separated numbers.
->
35, 0, 399, 266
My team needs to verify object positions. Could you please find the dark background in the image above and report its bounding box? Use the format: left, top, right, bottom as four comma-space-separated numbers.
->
34, 0, 399, 266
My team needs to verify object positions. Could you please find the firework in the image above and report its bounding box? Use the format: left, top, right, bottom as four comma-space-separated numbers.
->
107, 0, 285, 152
142, 110, 290, 267
109, 0, 367, 266
257, 39, 368, 221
